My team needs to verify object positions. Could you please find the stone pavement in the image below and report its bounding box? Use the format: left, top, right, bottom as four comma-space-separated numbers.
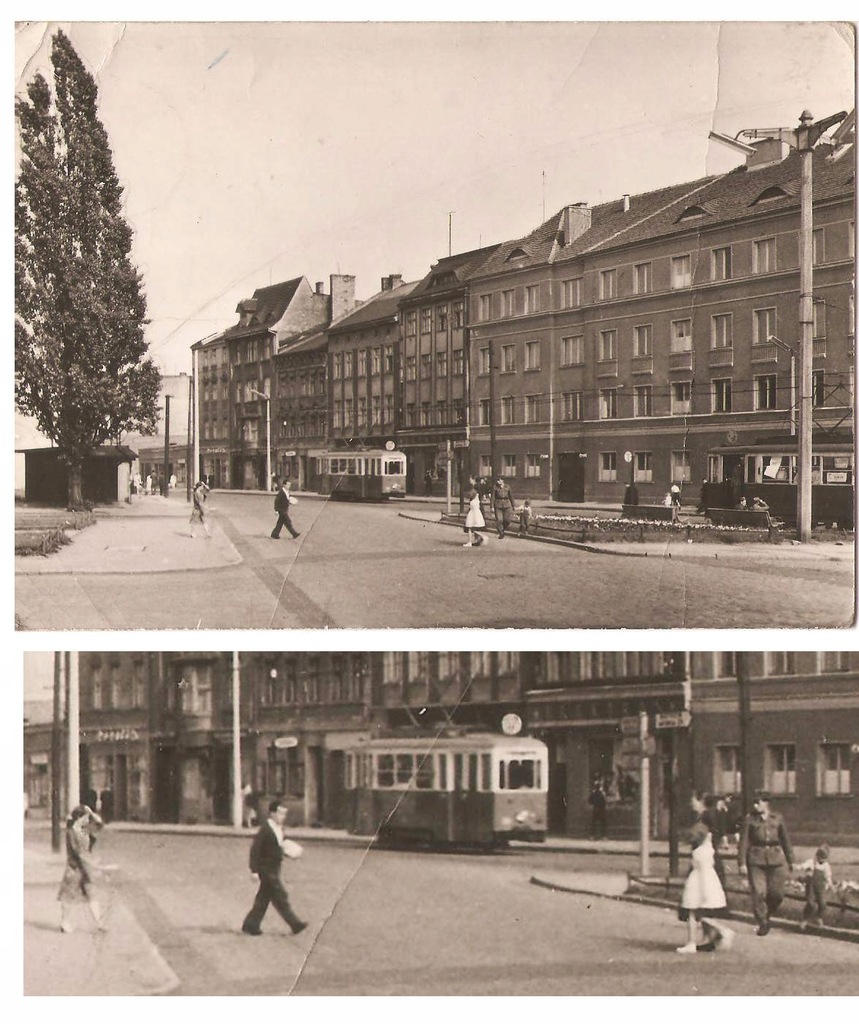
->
23, 842, 180, 996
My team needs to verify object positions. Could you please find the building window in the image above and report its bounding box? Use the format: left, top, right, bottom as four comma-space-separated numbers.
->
452, 301, 464, 329
343, 352, 353, 378
670, 254, 692, 289
754, 307, 777, 345
715, 652, 737, 677
813, 301, 826, 339
599, 388, 617, 419
501, 344, 516, 373
561, 335, 584, 365
818, 744, 851, 795
753, 237, 776, 274
525, 340, 541, 370
333, 401, 342, 429
711, 313, 733, 349
478, 399, 490, 426
755, 374, 778, 410
524, 284, 540, 313
479, 455, 491, 478
478, 294, 492, 321
436, 305, 449, 332
502, 289, 515, 317
671, 381, 691, 415
420, 353, 432, 379
343, 399, 353, 427
405, 356, 416, 381
765, 744, 796, 795
371, 395, 381, 425
767, 652, 797, 675
383, 394, 394, 424
371, 348, 381, 375
357, 350, 367, 377
812, 370, 826, 408
671, 449, 691, 483
633, 324, 652, 357
478, 348, 490, 375
634, 450, 653, 482
715, 746, 741, 795
812, 227, 825, 265
598, 330, 617, 361
822, 651, 850, 672
562, 278, 582, 308
502, 454, 516, 477
421, 308, 432, 334
600, 269, 617, 300
633, 262, 652, 295
436, 350, 448, 378
712, 378, 733, 413
419, 402, 430, 426
405, 310, 418, 337
525, 453, 542, 478
562, 391, 583, 421
712, 246, 733, 281
525, 395, 541, 423
671, 319, 692, 353
357, 397, 367, 427
405, 403, 416, 427
452, 348, 464, 375
599, 451, 617, 482
633, 384, 652, 417
500, 396, 515, 424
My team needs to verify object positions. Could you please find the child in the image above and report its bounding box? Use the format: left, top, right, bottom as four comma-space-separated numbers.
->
518, 500, 532, 536
798, 844, 833, 929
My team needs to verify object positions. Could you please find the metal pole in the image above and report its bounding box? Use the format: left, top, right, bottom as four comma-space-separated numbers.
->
488, 340, 497, 482
737, 652, 752, 821
67, 652, 80, 812
187, 371, 194, 500
639, 710, 651, 876
162, 394, 171, 497
445, 439, 452, 516
193, 347, 201, 487
266, 397, 272, 491
51, 653, 62, 853
797, 114, 814, 541
232, 652, 243, 829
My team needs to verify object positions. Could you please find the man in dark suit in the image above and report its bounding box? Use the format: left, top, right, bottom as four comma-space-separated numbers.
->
271, 478, 300, 540
241, 799, 307, 937
738, 790, 794, 935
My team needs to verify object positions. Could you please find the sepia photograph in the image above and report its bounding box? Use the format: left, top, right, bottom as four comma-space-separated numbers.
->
21, 648, 859, 997
13, 19, 856, 630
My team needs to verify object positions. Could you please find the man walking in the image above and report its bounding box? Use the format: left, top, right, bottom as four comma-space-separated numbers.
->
242, 800, 307, 937
271, 478, 300, 540
492, 476, 515, 539
738, 790, 794, 935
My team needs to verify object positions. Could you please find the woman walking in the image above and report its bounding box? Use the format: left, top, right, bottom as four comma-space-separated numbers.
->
677, 794, 735, 954
190, 479, 211, 538
58, 805, 105, 933
463, 489, 487, 547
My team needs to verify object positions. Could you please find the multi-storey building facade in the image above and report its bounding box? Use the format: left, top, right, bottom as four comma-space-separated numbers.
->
326, 275, 416, 456
191, 331, 231, 487
468, 142, 854, 504
29, 651, 855, 843
396, 246, 499, 495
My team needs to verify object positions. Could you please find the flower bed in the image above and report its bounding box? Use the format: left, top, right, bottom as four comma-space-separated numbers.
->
532, 514, 777, 545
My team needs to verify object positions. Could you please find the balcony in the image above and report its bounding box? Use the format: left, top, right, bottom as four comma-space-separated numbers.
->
630, 355, 653, 375
751, 343, 778, 363
668, 350, 693, 372
709, 347, 734, 368
596, 358, 618, 378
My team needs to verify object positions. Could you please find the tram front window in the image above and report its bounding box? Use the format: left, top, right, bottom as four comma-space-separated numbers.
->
499, 758, 539, 790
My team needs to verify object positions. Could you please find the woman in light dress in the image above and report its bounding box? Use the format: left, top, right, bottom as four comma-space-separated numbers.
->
57, 805, 105, 933
677, 794, 735, 954
463, 489, 487, 547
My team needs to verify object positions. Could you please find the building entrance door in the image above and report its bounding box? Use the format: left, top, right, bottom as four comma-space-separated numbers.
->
557, 452, 585, 502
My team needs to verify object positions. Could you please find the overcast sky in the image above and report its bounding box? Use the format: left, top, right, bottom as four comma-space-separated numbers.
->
14, 18, 855, 378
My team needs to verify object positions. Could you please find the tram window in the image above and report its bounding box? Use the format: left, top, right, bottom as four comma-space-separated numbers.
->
384, 459, 403, 475
345, 753, 355, 789
480, 754, 492, 791
377, 754, 395, 788
501, 758, 537, 790
415, 755, 434, 789
453, 753, 464, 790
348, 459, 359, 475
437, 753, 448, 790
468, 754, 479, 791
395, 753, 413, 785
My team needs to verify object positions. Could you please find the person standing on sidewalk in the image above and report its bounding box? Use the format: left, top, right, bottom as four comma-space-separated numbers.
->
463, 488, 487, 547
676, 812, 735, 954
492, 476, 515, 539
588, 778, 607, 839
189, 480, 211, 538
57, 805, 105, 934
738, 790, 794, 936
271, 478, 300, 540
242, 800, 307, 937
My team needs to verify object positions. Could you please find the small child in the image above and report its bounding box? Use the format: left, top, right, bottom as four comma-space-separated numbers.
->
798, 844, 833, 929
518, 500, 532, 536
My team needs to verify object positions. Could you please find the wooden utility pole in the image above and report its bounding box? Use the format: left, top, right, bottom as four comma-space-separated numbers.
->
162, 393, 171, 496
51, 653, 62, 853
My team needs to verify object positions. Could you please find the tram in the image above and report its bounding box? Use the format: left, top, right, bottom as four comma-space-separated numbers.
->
344, 733, 548, 849
315, 448, 406, 501
706, 432, 854, 527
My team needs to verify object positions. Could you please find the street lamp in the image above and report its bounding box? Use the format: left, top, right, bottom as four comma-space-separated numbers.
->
248, 387, 272, 491
709, 109, 848, 541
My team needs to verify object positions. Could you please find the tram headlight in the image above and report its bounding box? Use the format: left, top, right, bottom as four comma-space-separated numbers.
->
515, 810, 531, 824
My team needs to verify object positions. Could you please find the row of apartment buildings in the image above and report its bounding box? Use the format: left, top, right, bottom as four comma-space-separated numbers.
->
24, 651, 859, 843
191, 130, 854, 505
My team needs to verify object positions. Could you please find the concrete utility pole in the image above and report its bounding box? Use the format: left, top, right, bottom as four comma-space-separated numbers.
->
232, 652, 243, 829
162, 394, 171, 496
488, 340, 497, 483
737, 652, 752, 821
193, 347, 201, 486
709, 109, 848, 541
639, 710, 651, 876
51, 653, 62, 853
66, 652, 80, 813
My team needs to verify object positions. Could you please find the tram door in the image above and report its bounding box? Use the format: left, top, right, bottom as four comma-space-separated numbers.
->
557, 453, 585, 502
452, 753, 485, 843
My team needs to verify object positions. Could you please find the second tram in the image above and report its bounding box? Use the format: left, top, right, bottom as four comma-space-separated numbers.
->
344, 733, 548, 848
316, 449, 407, 501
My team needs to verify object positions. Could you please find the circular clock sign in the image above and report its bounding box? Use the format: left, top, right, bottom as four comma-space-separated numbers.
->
501, 713, 522, 736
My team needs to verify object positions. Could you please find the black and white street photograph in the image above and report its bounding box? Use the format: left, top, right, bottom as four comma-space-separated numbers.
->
22, 649, 859, 997
13, 19, 857, 630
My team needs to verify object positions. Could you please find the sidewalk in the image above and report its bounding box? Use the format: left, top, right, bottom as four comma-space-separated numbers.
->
23, 843, 180, 995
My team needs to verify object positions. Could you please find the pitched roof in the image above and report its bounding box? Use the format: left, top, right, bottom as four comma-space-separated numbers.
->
329, 280, 420, 333
224, 278, 304, 339
407, 244, 502, 301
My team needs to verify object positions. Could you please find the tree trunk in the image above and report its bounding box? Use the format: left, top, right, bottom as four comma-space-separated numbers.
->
67, 462, 84, 510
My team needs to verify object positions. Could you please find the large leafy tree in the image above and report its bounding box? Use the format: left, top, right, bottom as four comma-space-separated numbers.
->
15, 29, 160, 508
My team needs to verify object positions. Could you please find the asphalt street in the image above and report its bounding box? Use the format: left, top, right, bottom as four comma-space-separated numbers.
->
15, 491, 855, 628
23, 828, 859, 997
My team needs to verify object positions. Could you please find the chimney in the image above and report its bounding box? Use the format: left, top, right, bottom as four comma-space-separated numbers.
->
746, 138, 791, 170
381, 273, 403, 292
315, 281, 325, 295
562, 203, 592, 246
622, 194, 630, 213
330, 274, 356, 322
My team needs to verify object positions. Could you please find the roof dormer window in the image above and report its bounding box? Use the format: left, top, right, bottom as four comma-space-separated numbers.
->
676, 204, 709, 222
752, 184, 791, 204
506, 246, 528, 261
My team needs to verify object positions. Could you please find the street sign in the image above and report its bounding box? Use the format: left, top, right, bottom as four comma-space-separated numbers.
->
620, 716, 640, 736
655, 711, 691, 730
453, 440, 470, 449
623, 450, 633, 463
283, 450, 297, 457
274, 736, 298, 749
